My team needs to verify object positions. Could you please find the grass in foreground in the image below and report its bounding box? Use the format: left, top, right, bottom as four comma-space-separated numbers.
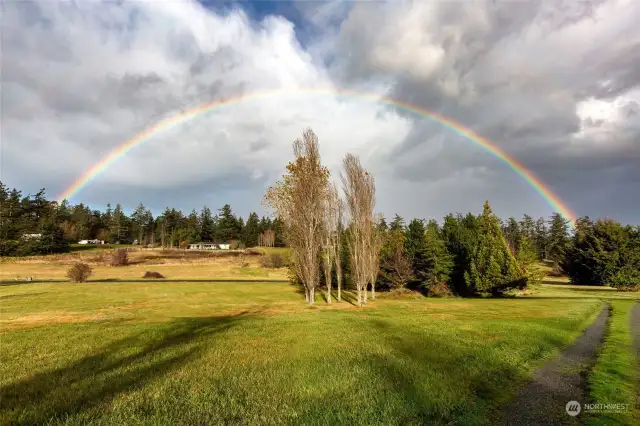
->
0, 279, 605, 425
585, 300, 638, 425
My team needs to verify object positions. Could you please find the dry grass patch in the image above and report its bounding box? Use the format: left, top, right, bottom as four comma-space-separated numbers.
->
0, 312, 110, 329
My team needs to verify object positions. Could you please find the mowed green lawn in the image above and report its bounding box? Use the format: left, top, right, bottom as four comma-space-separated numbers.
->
0, 278, 617, 426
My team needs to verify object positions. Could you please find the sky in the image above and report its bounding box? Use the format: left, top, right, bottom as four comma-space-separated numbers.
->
1, 0, 639, 224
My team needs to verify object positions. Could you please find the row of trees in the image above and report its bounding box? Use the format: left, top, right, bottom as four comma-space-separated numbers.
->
263, 129, 382, 306
0, 182, 284, 256
2, 127, 638, 293
263, 128, 639, 305
264, 129, 544, 306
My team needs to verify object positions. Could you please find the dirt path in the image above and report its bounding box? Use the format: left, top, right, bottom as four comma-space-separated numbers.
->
500, 303, 610, 426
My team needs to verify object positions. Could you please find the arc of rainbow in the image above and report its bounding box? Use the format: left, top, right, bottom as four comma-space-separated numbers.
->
57, 88, 577, 224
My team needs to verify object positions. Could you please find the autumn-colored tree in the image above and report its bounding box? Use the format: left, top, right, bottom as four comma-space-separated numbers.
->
321, 184, 340, 304
341, 153, 378, 306
380, 228, 414, 289
368, 213, 384, 299
263, 128, 330, 305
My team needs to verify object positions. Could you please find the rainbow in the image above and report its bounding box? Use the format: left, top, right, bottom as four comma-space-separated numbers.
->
57, 88, 577, 224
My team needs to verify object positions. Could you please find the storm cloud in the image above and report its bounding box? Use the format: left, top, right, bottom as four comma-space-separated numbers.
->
1, 0, 638, 223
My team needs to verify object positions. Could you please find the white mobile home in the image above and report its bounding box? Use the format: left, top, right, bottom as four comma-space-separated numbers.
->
188, 243, 219, 250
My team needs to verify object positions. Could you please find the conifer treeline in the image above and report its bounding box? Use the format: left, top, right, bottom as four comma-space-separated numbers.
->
0, 183, 284, 256
373, 208, 639, 292
1, 182, 638, 290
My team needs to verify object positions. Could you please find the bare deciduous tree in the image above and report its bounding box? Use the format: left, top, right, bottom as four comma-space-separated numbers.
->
258, 230, 275, 247
368, 213, 384, 299
334, 197, 345, 302
321, 183, 341, 304
341, 153, 378, 307
381, 234, 415, 288
263, 128, 330, 305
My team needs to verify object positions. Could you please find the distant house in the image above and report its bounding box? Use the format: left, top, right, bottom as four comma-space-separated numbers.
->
22, 233, 42, 240
218, 244, 230, 250
188, 243, 218, 250
78, 239, 105, 245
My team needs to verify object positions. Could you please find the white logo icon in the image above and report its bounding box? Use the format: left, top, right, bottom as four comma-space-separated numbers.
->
566, 401, 581, 416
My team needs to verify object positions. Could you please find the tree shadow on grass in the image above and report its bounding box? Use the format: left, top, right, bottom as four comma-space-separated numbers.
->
337, 290, 358, 306
359, 319, 553, 425
0, 311, 255, 424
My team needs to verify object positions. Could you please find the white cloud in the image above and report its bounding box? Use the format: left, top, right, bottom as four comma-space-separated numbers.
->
2, 0, 639, 223
2, 0, 410, 198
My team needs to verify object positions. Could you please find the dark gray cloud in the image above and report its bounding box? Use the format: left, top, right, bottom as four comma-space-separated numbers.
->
1, 0, 639, 224
325, 0, 640, 223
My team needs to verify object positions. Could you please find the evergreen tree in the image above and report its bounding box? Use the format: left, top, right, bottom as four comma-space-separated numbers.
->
35, 221, 70, 254
389, 214, 405, 231
502, 217, 521, 255
464, 201, 523, 295
272, 217, 285, 247
243, 212, 260, 247
184, 210, 200, 243
516, 235, 543, 285
405, 218, 427, 283
442, 213, 480, 296
547, 212, 570, 266
564, 218, 640, 288
109, 204, 129, 243
421, 220, 453, 290
519, 214, 536, 241
199, 206, 215, 242
131, 203, 150, 244
534, 217, 548, 260
216, 204, 240, 242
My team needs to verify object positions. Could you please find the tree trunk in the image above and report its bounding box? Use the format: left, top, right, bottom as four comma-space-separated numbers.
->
324, 259, 332, 305
371, 279, 376, 300
357, 287, 362, 307
363, 283, 368, 304
335, 263, 342, 301
304, 287, 309, 303
309, 287, 315, 305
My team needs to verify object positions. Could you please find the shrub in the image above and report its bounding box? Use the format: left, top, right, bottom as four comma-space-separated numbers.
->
142, 271, 165, 279
548, 263, 566, 277
67, 262, 93, 282
426, 281, 453, 297
609, 267, 640, 290
111, 248, 129, 266
87, 251, 109, 264
260, 253, 286, 268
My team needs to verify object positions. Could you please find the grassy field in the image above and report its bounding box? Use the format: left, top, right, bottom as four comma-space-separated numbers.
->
585, 300, 637, 425
1, 252, 638, 425
0, 248, 288, 283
